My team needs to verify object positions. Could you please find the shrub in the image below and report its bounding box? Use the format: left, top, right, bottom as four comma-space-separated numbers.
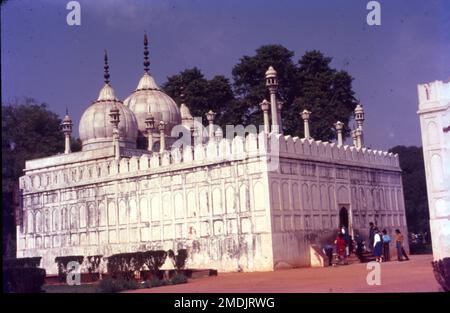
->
106, 252, 144, 280
142, 279, 152, 289
98, 277, 140, 293
171, 273, 188, 285
122, 278, 140, 290
3, 267, 46, 293
142, 250, 168, 271
86, 255, 103, 281
149, 277, 168, 288
107, 250, 168, 279
55, 255, 84, 282
174, 249, 188, 270
3, 257, 41, 269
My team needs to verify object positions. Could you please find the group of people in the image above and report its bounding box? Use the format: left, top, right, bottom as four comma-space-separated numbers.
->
369, 222, 409, 263
325, 222, 410, 266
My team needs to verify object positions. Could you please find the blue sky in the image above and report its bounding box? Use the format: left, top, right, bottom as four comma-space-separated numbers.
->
2, 0, 449, 149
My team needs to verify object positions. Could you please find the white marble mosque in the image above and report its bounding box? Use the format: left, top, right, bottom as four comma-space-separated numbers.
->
16, 35, 408, 274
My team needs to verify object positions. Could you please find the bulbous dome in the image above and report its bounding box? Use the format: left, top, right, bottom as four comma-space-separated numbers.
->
79, 84, 139, 151
123, 73, 181, 136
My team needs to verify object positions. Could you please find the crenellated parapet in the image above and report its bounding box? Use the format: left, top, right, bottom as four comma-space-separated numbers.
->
270, 133, 399, 168
19, 132, 399, 194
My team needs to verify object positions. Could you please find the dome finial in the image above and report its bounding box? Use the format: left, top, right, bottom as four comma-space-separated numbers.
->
143, 32, 150, 74
104, 50, 110, 84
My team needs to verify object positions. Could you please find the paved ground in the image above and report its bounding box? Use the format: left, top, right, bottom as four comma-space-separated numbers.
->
129, 254, 441, 293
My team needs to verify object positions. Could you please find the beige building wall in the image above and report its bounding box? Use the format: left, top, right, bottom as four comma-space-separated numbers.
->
417, 80, 450, 261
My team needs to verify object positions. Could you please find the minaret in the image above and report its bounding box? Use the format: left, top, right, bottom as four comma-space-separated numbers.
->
109, 103, 121, 160
351, 129, 357, 147
355, 128, 362, 149
145, 112, 155, 152
334, 121, 344, 147
158, 121, 166, 153
190, 125, 197, 147
260, 99, 270, 134
61, 109, 73, 154
354, 103, 365, 147
105, 51, 121, 160
300, 109, 312, 139
277, 100, 284, 134
206, 110, 216, 140
143, 32, 150, 74
265, 66, 279, 133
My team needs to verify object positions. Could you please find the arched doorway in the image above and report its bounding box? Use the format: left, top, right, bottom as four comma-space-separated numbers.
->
339, 207, 349, 229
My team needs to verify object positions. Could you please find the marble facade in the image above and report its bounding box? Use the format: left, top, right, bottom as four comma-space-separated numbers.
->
417, 80, 450, 261
16, 133, 407, 274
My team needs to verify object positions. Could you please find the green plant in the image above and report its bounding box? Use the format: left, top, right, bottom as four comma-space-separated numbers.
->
86, 255, 103, 280
3, 257, 41, 268
98, 277, 140, 293
3, 267, 46, 293
123, 279, 140, 290
149, 277, 168, 288
54, 255, 84, 282
106, 252, 143, 280
142, 250, 168, 271
174, 249, 188, 270
143, 280, 152, 289
171, 273, 188, 285
106, 250, 168, 278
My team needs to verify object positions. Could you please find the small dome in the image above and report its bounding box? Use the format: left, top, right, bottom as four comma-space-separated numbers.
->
180, 102, 193, 120
265, 66, 277, 78
124, 73, 181, 136
79, 84, 138, 151
62, 113, 72, 123
355, 103, 364, 114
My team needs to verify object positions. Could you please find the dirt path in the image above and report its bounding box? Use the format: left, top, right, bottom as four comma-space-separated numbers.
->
128, 254, 441, 293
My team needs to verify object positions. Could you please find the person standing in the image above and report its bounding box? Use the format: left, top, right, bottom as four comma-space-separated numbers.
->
334, 232, 347, 265
373, 228, 383, 262
341, 225, 350, 257
354, 231, 365, 263
395, 229, 410, 261
382, 229, 391, 262
322, 243, 334, 267
368, 222, 375, 252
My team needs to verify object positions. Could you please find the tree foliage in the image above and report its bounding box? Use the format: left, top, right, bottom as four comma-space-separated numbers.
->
162, 67, 235, 129
2, 99, 81, 258
388, 146, 429, 233
232, 46, 357, 141
2, 99, 80, 193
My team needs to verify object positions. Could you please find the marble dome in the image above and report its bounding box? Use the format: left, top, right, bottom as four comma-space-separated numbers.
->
123, 72, 181, 137
79, 83, 139, 151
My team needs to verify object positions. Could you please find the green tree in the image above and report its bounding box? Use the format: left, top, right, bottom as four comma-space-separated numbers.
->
232, 44, 298, 127
288, 51, 357, 141
388, 146, 430, 233
162, 67, 235, 129
232, 46, 357, 140
2, 99, 80, 257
